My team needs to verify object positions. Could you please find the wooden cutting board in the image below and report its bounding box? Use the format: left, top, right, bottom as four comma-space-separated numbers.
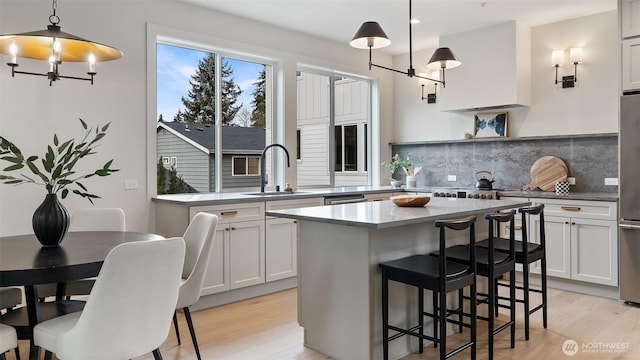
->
523, 156, 568, 191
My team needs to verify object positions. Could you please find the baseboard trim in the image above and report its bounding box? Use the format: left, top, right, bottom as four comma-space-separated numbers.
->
191, 277, 298, 311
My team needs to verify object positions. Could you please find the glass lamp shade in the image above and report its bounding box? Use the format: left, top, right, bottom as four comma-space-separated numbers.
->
426, 47, 461, 71
552, 49, 564, 66
0, 25, 122, 62
349, 21, 391, 49
569, 47, 582, 64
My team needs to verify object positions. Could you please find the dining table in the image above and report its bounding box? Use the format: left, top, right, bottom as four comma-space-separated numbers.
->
0, 231, 165, 360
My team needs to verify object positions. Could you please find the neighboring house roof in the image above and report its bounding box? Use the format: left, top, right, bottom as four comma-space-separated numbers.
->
157, 121, 265, 155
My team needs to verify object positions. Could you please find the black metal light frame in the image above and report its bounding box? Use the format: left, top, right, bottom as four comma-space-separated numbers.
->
0, 0, 122, 86
349, 0, 461, 88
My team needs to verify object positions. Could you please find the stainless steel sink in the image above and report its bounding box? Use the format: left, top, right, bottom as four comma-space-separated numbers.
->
244, 191, 309, 196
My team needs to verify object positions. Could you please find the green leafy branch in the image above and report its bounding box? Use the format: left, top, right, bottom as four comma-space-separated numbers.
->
0, 118, 119, 204
382, 153, 412, 177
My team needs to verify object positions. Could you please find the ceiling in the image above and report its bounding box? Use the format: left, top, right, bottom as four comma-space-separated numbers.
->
178, 0, 617, 55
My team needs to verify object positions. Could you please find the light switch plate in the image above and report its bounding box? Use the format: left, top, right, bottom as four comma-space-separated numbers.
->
124, 180, 138, 190
447, 175, 457, 182
567, 177, 576, 185
605, 178, 619, 186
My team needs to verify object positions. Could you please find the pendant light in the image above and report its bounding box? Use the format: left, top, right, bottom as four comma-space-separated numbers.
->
0, 0, 122, 86
350, 0, 461, 87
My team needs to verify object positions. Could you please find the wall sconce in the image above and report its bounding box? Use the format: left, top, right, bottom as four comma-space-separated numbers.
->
552, 47, 582, 88
419, 71, 439, 103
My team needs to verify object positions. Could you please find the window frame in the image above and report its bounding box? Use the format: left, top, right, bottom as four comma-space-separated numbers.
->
232, 156, 261, 176
148, 24, 281, 195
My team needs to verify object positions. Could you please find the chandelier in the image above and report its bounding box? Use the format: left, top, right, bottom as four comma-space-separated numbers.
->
349, 0, 461, 87
0, 0, 122, 85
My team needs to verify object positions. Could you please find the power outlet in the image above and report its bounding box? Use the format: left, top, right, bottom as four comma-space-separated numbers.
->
447, 175, 457, 182
567, 177, 576, 185
124, 180, 138, 190
605, 178, 619, 186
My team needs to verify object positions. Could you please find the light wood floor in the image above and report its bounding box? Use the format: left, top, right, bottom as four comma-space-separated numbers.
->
11, 286, 640, 359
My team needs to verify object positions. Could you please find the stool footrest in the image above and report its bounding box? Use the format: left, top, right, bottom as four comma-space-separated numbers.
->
387, 324, 436, 343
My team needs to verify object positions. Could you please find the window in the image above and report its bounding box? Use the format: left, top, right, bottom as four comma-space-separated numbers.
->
297, 70, 371, 186
232, 156, 260, 176
296, 129, 301, 160
335, 124, 358, 172
155, 39, 273, 194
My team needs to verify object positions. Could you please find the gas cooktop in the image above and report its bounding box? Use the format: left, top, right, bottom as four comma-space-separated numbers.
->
430, 187, 501, 199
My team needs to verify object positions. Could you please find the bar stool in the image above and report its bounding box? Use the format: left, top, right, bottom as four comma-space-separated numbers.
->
379, 216, 477, 360
432, 211, 517, 359
477, 204, 547, 340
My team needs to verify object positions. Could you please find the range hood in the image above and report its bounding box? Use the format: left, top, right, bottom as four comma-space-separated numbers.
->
439, 21, 531, 112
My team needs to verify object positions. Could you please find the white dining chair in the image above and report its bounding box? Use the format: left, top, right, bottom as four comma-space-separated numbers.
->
68, 207, 126, 232
34, 237, 185, 360
173, 212, 218, 360
0, 323, 18, 360
0, 287, 22, 360
37, 207, 126, 300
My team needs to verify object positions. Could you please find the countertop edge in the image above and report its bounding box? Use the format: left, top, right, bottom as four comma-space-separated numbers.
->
266, 199, 531, 229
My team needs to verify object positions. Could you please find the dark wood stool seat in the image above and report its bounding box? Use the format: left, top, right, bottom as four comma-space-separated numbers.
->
432, 211, 517, 360
380, 216, 477, 360
477, 204, 548, 341
476, 238, 543, 263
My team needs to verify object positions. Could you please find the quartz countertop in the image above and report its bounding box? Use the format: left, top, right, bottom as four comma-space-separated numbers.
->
497, 190, 618, 202
266, 197, 530, 229
152, 185, 617, 205
152, 186, 399, 206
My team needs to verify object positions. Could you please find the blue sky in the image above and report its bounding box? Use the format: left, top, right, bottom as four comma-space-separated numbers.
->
156, 43, 264, 124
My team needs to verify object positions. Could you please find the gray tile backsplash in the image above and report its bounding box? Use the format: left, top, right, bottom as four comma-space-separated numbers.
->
391, 134, 618, 193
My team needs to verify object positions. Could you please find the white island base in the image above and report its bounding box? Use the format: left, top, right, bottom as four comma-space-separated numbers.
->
268, 198, 530, 360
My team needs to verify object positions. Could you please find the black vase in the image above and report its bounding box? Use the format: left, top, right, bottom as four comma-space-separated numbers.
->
32, 194, 70, 247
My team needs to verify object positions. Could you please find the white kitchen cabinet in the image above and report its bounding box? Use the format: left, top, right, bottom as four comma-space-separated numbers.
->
265, 217, 298, 281
530, 199, 618, 286
535, 215, 571, 279
622, 37, 640, 91
228, 219, 266, 289
265, 197, 324, 282
190, 202, 266, 294
621, 0, 640, 38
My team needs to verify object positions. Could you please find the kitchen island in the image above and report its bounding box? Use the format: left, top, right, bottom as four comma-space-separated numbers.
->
266, 197, 530, 360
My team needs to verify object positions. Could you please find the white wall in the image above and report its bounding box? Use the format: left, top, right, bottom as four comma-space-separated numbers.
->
0, 0, 394, 235
392, 10, 619, 142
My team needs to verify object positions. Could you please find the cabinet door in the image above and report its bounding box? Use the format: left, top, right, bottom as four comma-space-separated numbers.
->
622, 0, 640, 38
571, 218, 618, 286
622, 37, 640, 91
201, 225, 230, 295
229, 220, 265, 289
535, 215, 571, 279
266, 218, 297, 281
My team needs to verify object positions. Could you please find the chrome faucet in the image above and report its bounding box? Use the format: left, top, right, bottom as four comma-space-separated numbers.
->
260, 144, 290, 192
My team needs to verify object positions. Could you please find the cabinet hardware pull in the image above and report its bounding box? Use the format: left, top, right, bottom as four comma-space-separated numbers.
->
293, 221, 297, 224
565, 221, 570, 224
221, 210, 238, 216
561, 206, 581, 211
231, 227, 236, 230
571, 222, 576, 225
506, 226, 522, 230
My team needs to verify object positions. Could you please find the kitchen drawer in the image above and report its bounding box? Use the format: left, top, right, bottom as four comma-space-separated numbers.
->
532, 199, 617, 221
265, 198, 324, 217
190, 202, 265, 224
